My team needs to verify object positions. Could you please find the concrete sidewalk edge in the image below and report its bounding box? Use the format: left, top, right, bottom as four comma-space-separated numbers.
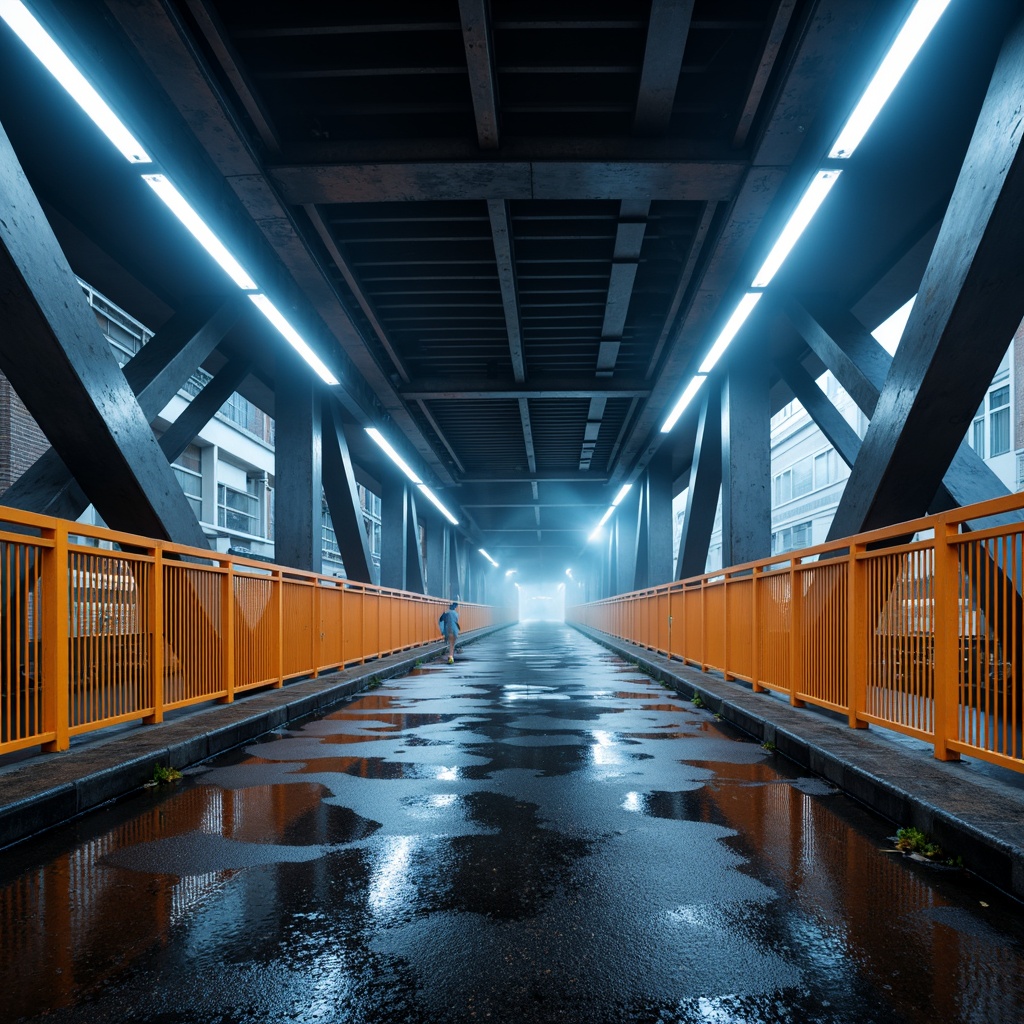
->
0, 625, 508, 852
571, 623, 1024, 903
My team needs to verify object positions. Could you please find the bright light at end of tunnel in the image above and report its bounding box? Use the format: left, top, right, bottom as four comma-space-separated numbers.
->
750, 172, 841, 288
143, 175, 258, 291
0, 0, 151, 163
660, 374, 707, 434
249, 295, 339, 385
417, 483, 458, 525
365, 427, 422, 484
479, 549, 499, 567
829, 0, 954, 159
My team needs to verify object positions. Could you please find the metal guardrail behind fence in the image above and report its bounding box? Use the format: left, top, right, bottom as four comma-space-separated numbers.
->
568, 492, 1024, 774
0, 507, 513, 755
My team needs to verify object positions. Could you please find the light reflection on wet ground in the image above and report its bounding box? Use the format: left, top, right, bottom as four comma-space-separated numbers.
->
2, 622, 1023, 1023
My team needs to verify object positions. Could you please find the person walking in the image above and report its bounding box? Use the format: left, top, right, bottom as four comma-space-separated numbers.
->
439, 601, 460, 663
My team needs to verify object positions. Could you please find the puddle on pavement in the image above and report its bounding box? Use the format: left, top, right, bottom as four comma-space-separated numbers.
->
2, 621, 1023, 1024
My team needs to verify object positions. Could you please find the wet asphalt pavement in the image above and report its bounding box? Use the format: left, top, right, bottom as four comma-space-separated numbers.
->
2, 621, 1024, 1023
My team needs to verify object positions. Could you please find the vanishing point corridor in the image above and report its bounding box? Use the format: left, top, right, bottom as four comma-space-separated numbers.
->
3, 623, 1023, 1023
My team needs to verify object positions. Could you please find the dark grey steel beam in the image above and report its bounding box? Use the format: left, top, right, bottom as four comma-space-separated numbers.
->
322, 403, 375, 584
487, 199, 526, 382
785, 298, 1013, 525
0, 120, 207, 548
641, 450, 675, 588
676, 388, 722, 579
3, 298, 244, 520
721, 347, 771, 566
519, 399, 537, 474
458, 0, 500, 149
272, 158, 746, 204
158, 358, 253, 464
600, 261, 641, 342
274, 356, 323, 573
782, 299, 888, 414
616, 485, 641, 595
633, 0, 694, 135
401, 380, 651, 400
732, 0, 798, 147
774, 355, 861, 468
380, 479, 409, 591
829, 14, 1024, 539
104, 0, 452, 486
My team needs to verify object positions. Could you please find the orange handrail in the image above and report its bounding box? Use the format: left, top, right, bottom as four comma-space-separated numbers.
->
0, 507, 514, 755
568, 491, 1024, 773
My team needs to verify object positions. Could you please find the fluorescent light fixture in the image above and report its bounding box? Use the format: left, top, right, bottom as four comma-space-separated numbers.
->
660, 374, 707, 434
611, 483, 632, 507
365, 427, 422, 484
249, 294, 339, 385
700, 292, 765, 375
143, 175, 257, 291
830, 0, 953, 159
588, 505, 617, 542
417, 483, 459, 525
479, 549, 499, 567
751, 172, 841, 288
0, 0, 151, 163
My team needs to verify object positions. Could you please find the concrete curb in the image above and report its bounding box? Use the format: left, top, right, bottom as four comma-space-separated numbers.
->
0, 625, 508, 851
571, 623, 1024, 903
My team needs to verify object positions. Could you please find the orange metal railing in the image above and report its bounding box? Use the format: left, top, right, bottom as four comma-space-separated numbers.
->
0, 507, 514, 755
568, 492, 1024, 774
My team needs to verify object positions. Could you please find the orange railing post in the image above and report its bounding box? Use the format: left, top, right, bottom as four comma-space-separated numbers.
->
751, 564, 764, 693
40, 521, 69, 753
220, 559, 235, 704
144, 545, 165, 724
932, 520, 961, 761
847, 542, 868, 730
789, 560, 805, 708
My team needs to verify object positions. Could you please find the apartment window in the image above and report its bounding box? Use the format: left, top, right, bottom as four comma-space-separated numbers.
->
990, 385, 1010, 456
772, 520, 813, 555
171, 444, 202, 519
218, 479, 260, 535
972, 404, 985, 456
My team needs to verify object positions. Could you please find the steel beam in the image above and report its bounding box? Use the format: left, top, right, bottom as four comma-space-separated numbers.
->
458, 0, 500, 149
400, 379, 650, 400
785, 299, 1013, 524
615, 485, 641, 596
158, 358, 253, 464
829, 15, 1024, 539
676, 387, 722, 580
274, 356, 323, 573
3, 297, 243, 520
487, 199, 526, 382
0, 119, 207, 548
774, 354, 861, 468
635, 450, 674, 589
322, 403, 375, 584
633, 0, 694, 135
272, 158, 746, 204
721, 347, 771, 567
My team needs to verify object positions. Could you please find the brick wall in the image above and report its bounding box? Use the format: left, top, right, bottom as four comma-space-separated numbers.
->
0, 373, 50, 495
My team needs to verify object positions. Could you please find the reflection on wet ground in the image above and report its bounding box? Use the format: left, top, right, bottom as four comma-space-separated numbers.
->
2, 622, 1023, 1023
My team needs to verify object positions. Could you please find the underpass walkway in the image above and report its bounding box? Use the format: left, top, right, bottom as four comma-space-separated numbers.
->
2, 621, 1024, 1023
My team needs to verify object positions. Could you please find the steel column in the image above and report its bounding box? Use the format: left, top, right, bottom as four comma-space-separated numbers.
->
274, 356, 322, 573
676, 388, 722, 579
